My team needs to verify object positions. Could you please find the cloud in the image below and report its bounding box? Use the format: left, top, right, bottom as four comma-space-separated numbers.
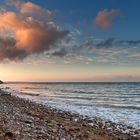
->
77, 37, 140, 50
96, 38, 115, 48
0, 35, 16, 47
118, 40, 140, 45
0, 2, 68, 62
50, 49, 67, 57
94, 9, 120, 29
0, 35, 28, 61
6, 0, 53, 19
0, 1, 139, 66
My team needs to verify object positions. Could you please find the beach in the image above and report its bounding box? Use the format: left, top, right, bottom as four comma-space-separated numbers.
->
0, 89, 140, 140
0, 0, 140, 139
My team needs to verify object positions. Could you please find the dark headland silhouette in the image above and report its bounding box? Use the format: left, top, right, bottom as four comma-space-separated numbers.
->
0, 80, 3, 84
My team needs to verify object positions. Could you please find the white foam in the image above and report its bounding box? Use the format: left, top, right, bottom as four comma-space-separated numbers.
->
1, 83, 140, 130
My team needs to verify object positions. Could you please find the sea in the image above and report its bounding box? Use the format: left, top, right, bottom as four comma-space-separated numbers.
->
1, 82, 140, 129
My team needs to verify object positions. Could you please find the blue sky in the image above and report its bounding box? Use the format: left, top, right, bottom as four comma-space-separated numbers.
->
27, 0, 140, 39
0, 0, 140, 82
1, 0, 140, 39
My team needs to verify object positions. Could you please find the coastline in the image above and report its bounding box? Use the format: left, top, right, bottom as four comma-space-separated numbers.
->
0, 89, 140, 140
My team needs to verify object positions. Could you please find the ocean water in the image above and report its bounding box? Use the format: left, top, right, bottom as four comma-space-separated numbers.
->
1, 82, 140, 129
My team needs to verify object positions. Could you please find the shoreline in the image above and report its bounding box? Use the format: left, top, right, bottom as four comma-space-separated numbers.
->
0, 89, 140, 140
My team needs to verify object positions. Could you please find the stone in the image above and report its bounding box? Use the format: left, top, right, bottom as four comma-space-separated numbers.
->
0, 80, 3, 84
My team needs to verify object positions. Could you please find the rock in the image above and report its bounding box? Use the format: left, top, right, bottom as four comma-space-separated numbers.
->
134, 130, 139, 135
127, 126, 133, 129
0, 80, 3, 84
24, 120, 33, 124
0, 89, 140, 140
5, 132, 14, 138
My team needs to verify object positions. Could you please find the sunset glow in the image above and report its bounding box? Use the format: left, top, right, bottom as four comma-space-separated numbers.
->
0, 0, 140, 82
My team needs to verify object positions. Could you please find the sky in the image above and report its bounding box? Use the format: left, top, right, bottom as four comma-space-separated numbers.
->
0, 0, 140, 82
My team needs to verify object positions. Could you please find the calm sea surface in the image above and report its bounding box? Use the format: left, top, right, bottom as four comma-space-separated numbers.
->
1, 82, 140, 129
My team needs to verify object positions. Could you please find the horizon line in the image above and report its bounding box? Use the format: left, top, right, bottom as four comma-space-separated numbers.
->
3, 81, 140, 83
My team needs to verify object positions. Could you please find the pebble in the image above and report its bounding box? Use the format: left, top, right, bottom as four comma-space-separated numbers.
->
0, 90, 140, 140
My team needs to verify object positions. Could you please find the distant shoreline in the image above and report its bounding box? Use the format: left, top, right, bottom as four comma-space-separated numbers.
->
0, 89, 140, 139
3, 81, 140, 84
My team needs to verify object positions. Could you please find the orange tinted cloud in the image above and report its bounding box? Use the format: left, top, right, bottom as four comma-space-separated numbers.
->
7, 0, 52, 20
94, 9, 120, 29
0, 3, 68, 61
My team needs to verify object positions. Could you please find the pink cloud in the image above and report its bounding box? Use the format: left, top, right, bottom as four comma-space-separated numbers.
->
6, 0, 53, 20
0, 2, 68, 61
0, 12, 67, 52
94, 9, 120, 29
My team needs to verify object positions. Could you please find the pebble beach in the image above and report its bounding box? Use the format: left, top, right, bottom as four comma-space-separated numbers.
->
0, 89, 140, 140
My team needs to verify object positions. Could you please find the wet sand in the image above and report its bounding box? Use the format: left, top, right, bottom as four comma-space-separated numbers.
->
0, 89, 140, 140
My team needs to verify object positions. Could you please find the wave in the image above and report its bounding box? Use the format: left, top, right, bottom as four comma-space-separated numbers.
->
59, 89, 95, 94
97, 104, 140, 110
24, 87, 48, 90
1, 82, 140, 129
19, 92, 40, 96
